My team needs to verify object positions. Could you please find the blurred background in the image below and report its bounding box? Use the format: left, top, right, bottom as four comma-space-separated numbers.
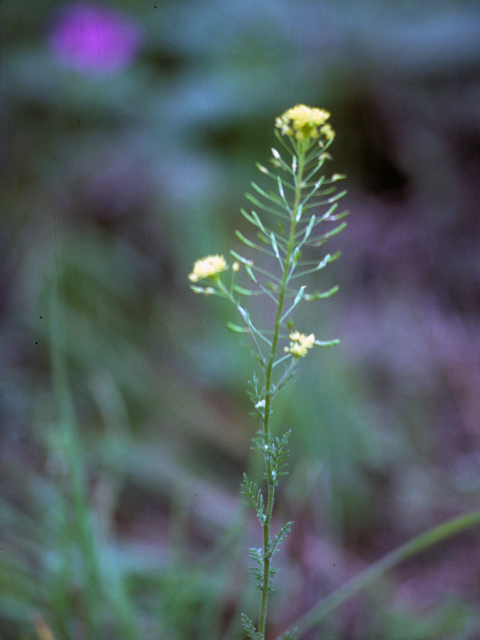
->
1, 0, 480, 638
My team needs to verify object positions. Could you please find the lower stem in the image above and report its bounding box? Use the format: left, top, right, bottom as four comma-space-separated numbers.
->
258, 464, 275, 636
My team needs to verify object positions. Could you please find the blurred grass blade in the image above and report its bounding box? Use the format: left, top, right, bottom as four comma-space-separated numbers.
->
293, 509, 480, 637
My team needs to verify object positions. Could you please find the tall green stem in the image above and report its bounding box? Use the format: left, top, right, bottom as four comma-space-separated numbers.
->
257, 143, 306, 639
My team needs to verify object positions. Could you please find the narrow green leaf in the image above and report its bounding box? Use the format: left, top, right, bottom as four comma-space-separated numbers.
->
318, 186, 336, 196
257, 233, 270, 244
235, 230, 257, 249
327, 189, 347, 203
245, 264, 258, 284
270, 232, 282, 263
226, 322, 248, 333
251, 209, 267, 234
256, 162, 271, 176
251, 181, 288, 205
240, 208, 257, 226
329, 209, 349, 221
320, 250, 342, 267
315, 339, 340, 347
304, 286, 339, 301
292, 247, 302, 266
281, 285, 306, 323
233, 285, 255, 296
290, 251, 342, 280
309, 222, 347, 246
229, 250, 252, 265
303, 215, 316, 243
245, 193, 291, 219
293, 285, 306, 306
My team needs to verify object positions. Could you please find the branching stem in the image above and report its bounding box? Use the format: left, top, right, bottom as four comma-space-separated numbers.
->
257, 141, 306, 639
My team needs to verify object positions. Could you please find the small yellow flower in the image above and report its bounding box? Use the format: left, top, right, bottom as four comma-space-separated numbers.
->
276, 105, 333, 142
284, 331, 315, 358
320, 123, 335, 141
189, 255, 228, 282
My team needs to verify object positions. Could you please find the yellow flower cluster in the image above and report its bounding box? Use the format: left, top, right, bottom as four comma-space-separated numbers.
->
285, 331, 315, 358
189, 255, 228, 282
275, 104, 334, 142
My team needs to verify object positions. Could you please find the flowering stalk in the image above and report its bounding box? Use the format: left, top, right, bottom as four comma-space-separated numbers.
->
189, 105, 347, 640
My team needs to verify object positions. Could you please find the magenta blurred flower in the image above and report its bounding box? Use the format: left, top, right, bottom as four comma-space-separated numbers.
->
48, 2, 143, 75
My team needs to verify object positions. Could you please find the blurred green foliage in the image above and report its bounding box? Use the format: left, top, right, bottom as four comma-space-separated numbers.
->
1, 0, 480, 638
